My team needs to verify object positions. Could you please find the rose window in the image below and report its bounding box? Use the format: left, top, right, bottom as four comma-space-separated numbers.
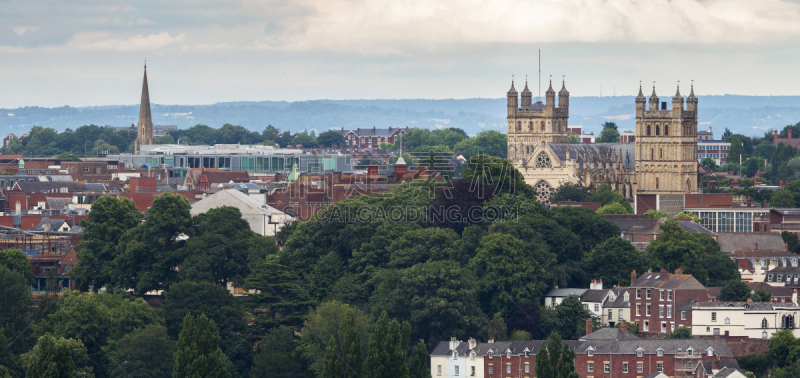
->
535, 153, 552, 168
535, 181, 552, 204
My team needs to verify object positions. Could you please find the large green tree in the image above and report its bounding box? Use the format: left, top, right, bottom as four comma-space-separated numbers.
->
772, 189, 796, 208
162, 281, 251, 376
645, 221, 739, 287
181, 206, 268, 287
71, 195, 141, 291
114, 192, 192, 293
535, 332, 579, 378
0, 249, 33, 283
407, 342, 431, 378
105, 325, 176, 378
370, 260, 486, 344
453, 130, 507, 159
539, 295, 596, 340
718, 279, 751, 302
387, 227, 460, 269
251, 326, 311, 378
0, 267, 33, 354
584, 237, 650, 288
245, 254, 314, 330
469, 233, 548, 316
727, 136, 746, 167
173, 314, 232, 378
317, 130, 346, 148
461, 154, 536, 198
300, 301, 371, 376
23, 335, 76, 378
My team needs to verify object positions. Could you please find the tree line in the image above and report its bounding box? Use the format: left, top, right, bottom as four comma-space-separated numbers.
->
0, 155, 743, 377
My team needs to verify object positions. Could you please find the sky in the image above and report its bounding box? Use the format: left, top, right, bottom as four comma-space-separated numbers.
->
2, 0, 800, 108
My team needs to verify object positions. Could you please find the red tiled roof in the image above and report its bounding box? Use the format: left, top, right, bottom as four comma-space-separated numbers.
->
772, 138, 800, 149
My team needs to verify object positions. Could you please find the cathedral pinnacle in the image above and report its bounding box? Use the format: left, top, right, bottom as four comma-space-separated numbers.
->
649, 81, 659, 100
673, 80, 682, 100
688, 80, 697, 101
636, 80, 646, 101
522, 75, 532, 94
546, 75, 555, 96
559, 75, 569, 95
507, 75, 517, 95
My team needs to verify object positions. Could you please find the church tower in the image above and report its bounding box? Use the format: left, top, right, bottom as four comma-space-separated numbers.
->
507, 75, 568, 165
634, 82, 698, 195
135, 64, 154, 154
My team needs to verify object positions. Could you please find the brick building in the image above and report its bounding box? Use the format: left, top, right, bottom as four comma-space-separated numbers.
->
629, 269, 709, 334
339, 126, 409, 148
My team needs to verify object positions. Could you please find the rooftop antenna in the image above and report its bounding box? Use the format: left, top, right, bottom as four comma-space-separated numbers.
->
538, 50, 541, 101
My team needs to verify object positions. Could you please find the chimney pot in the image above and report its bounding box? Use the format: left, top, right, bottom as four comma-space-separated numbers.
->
790, 130, 793, 139
775, 130, 779, 139
747, 298, 752, 302
586, 318, 593, 336
620, 321, 627, 333
675, 268, 683, 275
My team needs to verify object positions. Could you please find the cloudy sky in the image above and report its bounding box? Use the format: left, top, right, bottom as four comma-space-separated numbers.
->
1, 0, 800, 108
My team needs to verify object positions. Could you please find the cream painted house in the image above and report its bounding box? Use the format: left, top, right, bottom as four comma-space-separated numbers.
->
692, 301, 800, 339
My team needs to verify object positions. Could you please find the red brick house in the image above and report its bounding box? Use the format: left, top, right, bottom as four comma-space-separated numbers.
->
629, 269, 709, 334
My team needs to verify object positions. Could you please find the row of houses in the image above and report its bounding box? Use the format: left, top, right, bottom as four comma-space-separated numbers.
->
431, 322, 745, 378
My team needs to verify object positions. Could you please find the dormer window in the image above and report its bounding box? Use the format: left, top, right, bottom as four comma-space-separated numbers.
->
506, 351, 511, 359
657, 349, 663, 357
489, 351, 493, 359
588, 349, 594, 357
707, 348, 713, 357
524, 350, 529, 358
637, 349, 643, 358
687, 348, 694, 356
453, 351, 458, 360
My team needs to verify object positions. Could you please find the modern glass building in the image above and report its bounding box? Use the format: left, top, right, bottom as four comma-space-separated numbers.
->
684, 208, 768, 233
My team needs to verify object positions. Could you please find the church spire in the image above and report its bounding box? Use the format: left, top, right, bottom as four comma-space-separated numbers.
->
135, 63, 154, 154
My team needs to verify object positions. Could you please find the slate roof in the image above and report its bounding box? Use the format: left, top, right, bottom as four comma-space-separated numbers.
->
579, 327, 641, 341
714, 366, 744, 378
14, 181, 89, 193
548, 142, 636, 170
190, 189, 295, 220
34, 218, 67, 231
46, 197, 73, 210
575, 339, 733, 357
604, 287, 629, 308
340, 127, 407, 137
545, 288, 587, 298
717, 233, 787, 254
676, 221, 716, 236
642, 373, 668, 378
603, 215, 662, 234
581, 289, 611, 303
699, 360, 741, 375
730, 249, 793, 258
429, 340, 473, 356
630, 272, 706, 290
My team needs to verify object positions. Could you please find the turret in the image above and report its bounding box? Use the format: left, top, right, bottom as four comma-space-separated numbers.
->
648, 83, 659, 111
687, 80, 698, 113
521, 77, 532, 107
545, 76, 556, 110
672, 82, 684, 112
558, 76, 569, 109
635, 80, 646, 116
507, 79, 518, 117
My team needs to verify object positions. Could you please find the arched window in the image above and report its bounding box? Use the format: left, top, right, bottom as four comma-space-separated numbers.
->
651, 149, 654, 160
664, 125, 669, 135
517, 122, 521, 131
659, 149, 663, 160
529, 121, 533, 131
762, 318, 768, 328
656, 177, 660, 189
541, 121, 545, 131
656, 125, 660, 136
647, 124, 651, 136
725, 317, 730, 324
763, 331, 768, 338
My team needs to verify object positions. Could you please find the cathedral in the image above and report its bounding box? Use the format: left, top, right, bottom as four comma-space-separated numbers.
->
507, 77, 698, 204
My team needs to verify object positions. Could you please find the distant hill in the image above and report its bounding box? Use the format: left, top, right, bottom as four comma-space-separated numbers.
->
1, 95, 798, 137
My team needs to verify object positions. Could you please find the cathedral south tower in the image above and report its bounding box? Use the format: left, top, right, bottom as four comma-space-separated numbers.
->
507, 76, 569, 166
634, 82, 698, 195
135, 65, 154, 154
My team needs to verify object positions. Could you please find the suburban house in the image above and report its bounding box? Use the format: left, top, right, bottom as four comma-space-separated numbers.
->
691, 301, 800, 339
629, 269, 709, 334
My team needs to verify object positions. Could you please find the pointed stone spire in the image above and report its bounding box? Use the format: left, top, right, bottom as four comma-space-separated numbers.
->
546, 75, 556, 96
650, 82, 658, 100
559, 75, 568, 96
673, 80, 683, 100
521, 75, 532, 107
522, 76, 531, 95
135, 63, 154, 154
688, 80, 697, 100
636, 80, 646, 101
507, 75, 518, 95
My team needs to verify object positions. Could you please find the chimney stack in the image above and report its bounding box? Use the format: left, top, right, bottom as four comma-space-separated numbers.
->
590, 279, 603, 290
586, 318, 593, 336
631, 270, 637, 283
754, 242, 759, 250
619, 321, 627, 333
675, 268, 683, 275
789, 130, 793, 139
775, 130, 778, 139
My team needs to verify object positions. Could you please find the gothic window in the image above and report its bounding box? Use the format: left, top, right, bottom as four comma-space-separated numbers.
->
665, 125, 669, 135
656, 177, 659, 189
535, 153, 552, 168
529, 121, 533, 131
762, 318, 768, 329
656, 125, 660, 136
535, 181, 552, 204
659, 149, 663, 160
650, 149, 654, 160
686, 178, 691, 193
783, 315, 795, 329
647, 124, 651, 135
517, 122, 522, 131
541, 121, 545, 131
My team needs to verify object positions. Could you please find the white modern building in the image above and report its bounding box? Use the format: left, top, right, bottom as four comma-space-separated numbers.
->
190, 189, 294, 236
692, 301, 800, 339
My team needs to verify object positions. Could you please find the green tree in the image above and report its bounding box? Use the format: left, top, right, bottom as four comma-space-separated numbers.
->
772, 189, 796, 208
602, 121, 618, 131
318, 130, 346, 148
536, 331, 579, 378
585, 238, 650, 288
597, 128, 620, 143
596, 202, 629, 214
590, 184, 632, 212
735, 352, 770, 378
252, 326, 312, 378
667, 327, 693, 339
339, 309, 365, 378
727, 136, 746, 167
71, 195, 141, 291
322, 336, 342, 378
645, 209, 668, 218
300, 301, 371, 376
114, 192, 191, 293
370, 261, 486, 344
162, 281, 251, 375
387, 227, 460, 269
768, 329, 800, 368
750, 289, 772, 302
0, 248, 33, 283
567, 131, 580, 143
510, 330, 533, 341
181, 206, 268, 288
549, 182, 590, 203
173, 314, 232, 378
363, 311, 391, 378
407, 342, 431, 378
772, 364, 800, 378
743, 157, 763, 177
645, 221, 739, 287
453, 130, 507, 159
293, 131, 318, 148
673, 211, 701, 223
718, 279, 751, 302
23, 335, 75, 378
245, 254, 314, 330
461, 154, 536, 198
701, 157, 717, 171
469, 233, 548, 316
782, 231, 800, 254
539, 295, 596, 340
483, 312, 508, 341
105, 325, 175, 378
0, 267, 32, 354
